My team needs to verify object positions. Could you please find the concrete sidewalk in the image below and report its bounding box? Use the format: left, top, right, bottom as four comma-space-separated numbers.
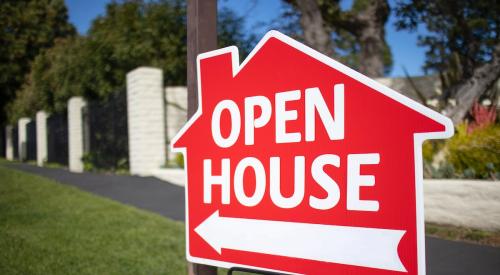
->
4, 162, 500, 275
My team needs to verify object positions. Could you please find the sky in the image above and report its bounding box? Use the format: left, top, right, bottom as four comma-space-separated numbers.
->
65, 0, 427, 78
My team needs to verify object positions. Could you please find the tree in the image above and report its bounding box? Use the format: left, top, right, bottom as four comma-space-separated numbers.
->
217, 7, 256, 59
0, 0, 75, 124
7, 37, 91, 122
331, 0, 392, 77
85, 0, 254, 94
395, 0, 500, 123
86, 0, 187, 94
287, 0, 336, 57
6, 0, 255, 122
284, 0, 392, 77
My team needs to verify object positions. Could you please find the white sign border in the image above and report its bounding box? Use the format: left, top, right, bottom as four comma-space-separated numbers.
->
171, 30, 454, 275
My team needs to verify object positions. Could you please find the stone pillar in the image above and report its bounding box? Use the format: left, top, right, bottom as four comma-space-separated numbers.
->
5, 125, 13, 160
36, 111, 48, 166
68, 97, 87, 173
126, 67, 166, 176
18, 117, 31, 161
165, 86, 188, 162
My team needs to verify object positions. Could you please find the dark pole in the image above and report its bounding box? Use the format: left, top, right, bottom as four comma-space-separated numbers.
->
187, 0, 218, 275
187, 0, 217, 118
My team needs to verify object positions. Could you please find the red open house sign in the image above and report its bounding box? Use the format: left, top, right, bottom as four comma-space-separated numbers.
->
172, 31, 453, 275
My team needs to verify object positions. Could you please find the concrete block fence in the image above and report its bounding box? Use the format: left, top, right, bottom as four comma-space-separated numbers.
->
126, 67, 167, 176
68, 97, 87, 173
36, 111, 48, 166
5, 125, 14, 160
2, 74, 458, 166
1, 66, 187, 176
3, 73, 468, 173
17, 117, 31, 161
165, 86, 187, 161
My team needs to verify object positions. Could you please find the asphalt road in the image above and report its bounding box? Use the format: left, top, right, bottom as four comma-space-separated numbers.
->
5, 163, 185, 221
5, 163, 500, 275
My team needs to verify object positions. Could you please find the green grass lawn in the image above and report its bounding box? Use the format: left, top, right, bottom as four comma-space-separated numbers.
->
0, 164, 186, 275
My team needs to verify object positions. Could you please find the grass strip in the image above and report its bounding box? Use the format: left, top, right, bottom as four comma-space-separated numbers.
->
0, 164, 186, 275
426, 222, 500, 247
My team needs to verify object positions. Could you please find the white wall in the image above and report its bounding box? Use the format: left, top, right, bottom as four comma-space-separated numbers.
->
127, 67, 166, 176
424, 180, 500, 231
36, 111, 48, 166
68, 97, 87, 173
165, 86, 187, 162
5, 125, 13, 160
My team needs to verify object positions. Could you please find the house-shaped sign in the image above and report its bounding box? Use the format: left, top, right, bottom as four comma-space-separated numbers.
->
172, 31, 453, 275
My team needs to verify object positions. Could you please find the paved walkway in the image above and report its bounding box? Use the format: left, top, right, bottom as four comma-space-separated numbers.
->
5, 163, 500, 275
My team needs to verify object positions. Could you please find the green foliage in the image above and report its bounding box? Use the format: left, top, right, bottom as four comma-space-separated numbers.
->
422, 140, 447, 179
430, 162, 456, 179
217, 8, 256, 59
335, 0, 393, 75
82, 153, 96, 172
5, 74, 42, 124
0, 164, 186, 274
446, 124, 500, 179
82, 152, 129, 173
422, 140, 445, 163
395, 0, 500, 83
7, 37, 88, 122
0, 0, 75, 124
422, 141, 435, 163
279, 0, 393, 76
423, 124, 499, 180
43, 161, 65, 169
84, 0, 253, 93
87, 0, 187, 93
175, 153, 184, 169
6, 0, 254, 122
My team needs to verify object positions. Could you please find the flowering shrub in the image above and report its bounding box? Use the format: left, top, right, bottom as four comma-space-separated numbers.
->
467, 102, 496, 133
446, 123, 499, 179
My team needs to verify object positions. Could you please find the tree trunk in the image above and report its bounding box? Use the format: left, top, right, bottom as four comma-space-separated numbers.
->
288, 0, 390, 77
293, 0, 335, 57
443, 43, 500, 124
353, 0, 390, 78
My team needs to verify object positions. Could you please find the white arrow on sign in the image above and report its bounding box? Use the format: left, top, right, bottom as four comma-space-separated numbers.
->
195, 211, 407, 272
